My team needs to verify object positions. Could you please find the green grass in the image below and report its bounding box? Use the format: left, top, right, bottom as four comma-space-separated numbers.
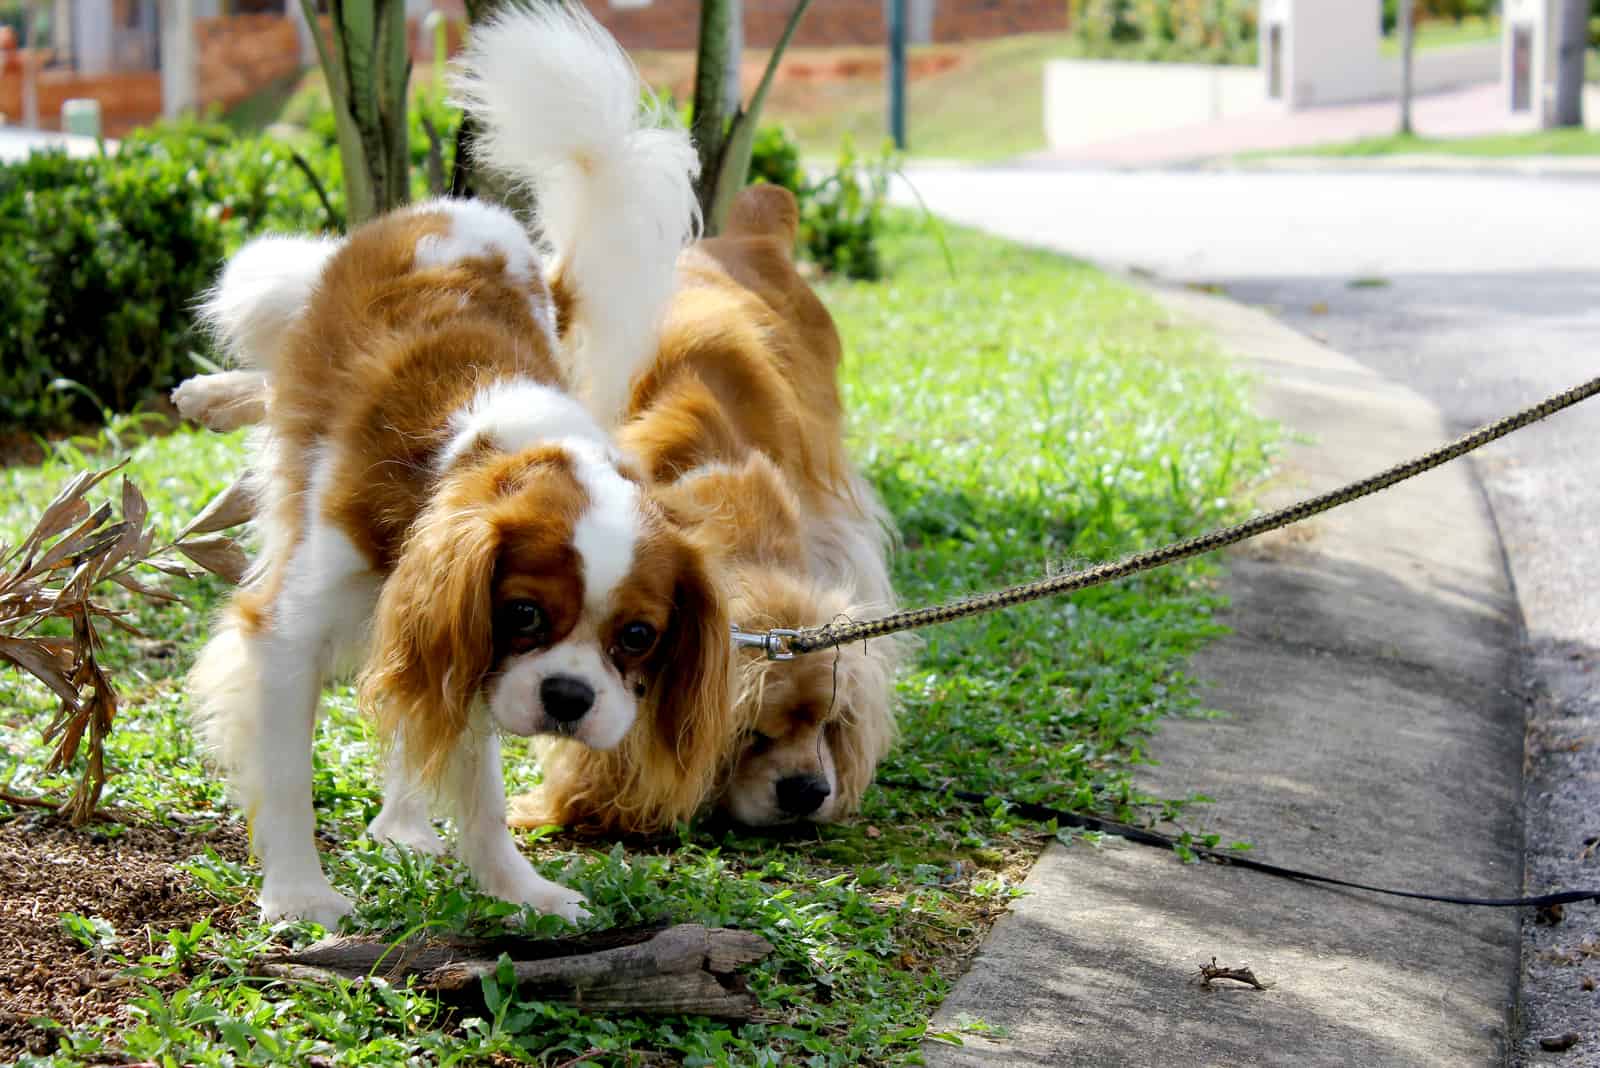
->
1257, 127, 1600, 159
1378, 16, 1499, 57
0, 214, 1276, 1065
762, 33, 1078, 162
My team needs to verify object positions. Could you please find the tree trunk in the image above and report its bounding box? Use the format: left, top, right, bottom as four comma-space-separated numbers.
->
691, 0, 736, 222
300, 0, 412, 227
1398, 0, 1415, 135
1552, 0, 1588, 127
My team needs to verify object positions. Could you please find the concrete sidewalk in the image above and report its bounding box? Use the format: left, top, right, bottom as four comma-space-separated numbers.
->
925, 290, 1524, 1065
1033, 83, 1600, 168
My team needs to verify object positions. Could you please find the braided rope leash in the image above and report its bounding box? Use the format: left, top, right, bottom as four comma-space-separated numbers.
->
740, 374, 1600, 659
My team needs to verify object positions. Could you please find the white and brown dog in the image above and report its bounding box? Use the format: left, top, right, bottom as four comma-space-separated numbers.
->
511, 185, 904, 835
180, 185, 905, 845
180, 6, 727, 927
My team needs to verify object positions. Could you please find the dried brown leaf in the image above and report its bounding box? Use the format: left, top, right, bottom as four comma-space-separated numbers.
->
145, 559, 201, 579
98, 477, 150, 574
12, 463, 124, 568
0, 635, 81, 707
176, 535, 250, 585
111, 571, 180, 604
27, 506, 120, 578
178, 474, 256, 540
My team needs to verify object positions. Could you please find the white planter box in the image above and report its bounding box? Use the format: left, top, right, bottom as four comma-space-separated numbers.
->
1044, 59, 1266, 150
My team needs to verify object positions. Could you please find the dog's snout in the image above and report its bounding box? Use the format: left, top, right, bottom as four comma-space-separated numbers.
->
775, 773, 831, 817
541, 675, 596, 723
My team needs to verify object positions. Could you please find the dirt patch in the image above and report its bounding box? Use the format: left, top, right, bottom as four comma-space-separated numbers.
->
0, 811, 249, 1058
633, 44, 966, 102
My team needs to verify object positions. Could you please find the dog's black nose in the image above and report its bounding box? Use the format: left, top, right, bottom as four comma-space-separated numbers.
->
541, 675, 595, 723
775, 774, 831, 817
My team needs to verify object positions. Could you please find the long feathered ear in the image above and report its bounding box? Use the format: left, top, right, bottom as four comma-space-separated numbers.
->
824, 631, 903, 816
650, 538, 733, 769
360, 501, 499, 784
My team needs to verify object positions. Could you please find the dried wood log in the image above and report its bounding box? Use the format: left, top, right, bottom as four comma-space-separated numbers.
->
253, 922, 773, 1020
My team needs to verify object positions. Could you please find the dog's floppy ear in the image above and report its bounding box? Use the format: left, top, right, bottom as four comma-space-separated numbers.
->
648, 535, 734, 770
361, 498, 499, 783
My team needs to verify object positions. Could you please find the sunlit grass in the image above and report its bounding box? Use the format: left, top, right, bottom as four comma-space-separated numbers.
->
2, 213, 1275, 1065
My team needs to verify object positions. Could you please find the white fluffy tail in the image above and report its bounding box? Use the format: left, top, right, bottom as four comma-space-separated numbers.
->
188, 615, 265, 812
452, 4, 700, 429
199, 235, 341, 375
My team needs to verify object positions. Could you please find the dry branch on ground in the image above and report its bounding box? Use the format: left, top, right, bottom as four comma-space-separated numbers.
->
254, 923, 775, 1019
0, 465, 252, 824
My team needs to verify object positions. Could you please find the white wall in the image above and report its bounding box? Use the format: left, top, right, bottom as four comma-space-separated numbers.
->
1377, 42, 1501, 97
1044, 60, 1267, 150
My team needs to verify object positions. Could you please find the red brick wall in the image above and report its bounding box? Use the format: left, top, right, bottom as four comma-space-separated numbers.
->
0, 63, 163, 135
582, 0, 1066, 51
929, 0, 1067, 42
197, 15, 303, 112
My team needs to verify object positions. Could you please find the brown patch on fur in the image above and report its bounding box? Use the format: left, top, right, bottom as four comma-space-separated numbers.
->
624, 186, 854, 515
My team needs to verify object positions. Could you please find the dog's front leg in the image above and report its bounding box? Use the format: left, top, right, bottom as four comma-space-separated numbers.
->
446, 717, 590, 923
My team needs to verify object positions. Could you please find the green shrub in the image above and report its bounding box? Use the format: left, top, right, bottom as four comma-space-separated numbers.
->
1069, 0, 1259, 65
0, 119, 338, 429
798, 137, 892, 281
748, 120, 806, 193
745, 122, 891, 281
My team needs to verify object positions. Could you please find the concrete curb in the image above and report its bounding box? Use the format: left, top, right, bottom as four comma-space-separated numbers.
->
924, 289, 1524, 1066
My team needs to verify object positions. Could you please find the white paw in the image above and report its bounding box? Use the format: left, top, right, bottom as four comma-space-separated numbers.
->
475, 853, 590, 923
367, 810, 448, 856
259, 881, 354, 929
172, 372, 265, 431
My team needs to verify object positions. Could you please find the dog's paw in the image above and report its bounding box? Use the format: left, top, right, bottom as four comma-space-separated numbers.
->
474, 852, 590, 923
172, 371, 267, 432
536, 887, 592, 925
258, 881, 354, 929
367, 808, 448, 856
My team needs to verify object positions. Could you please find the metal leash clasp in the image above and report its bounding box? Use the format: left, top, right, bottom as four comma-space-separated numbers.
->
731, 624, 799, 661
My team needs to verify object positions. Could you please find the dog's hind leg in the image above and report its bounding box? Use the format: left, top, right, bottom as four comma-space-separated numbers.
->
367, 742, 447, 856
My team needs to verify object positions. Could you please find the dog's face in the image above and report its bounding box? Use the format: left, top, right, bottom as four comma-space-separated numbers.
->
719, 577, 896, 827
364, 439, 729, 778
724, 650, 845, 825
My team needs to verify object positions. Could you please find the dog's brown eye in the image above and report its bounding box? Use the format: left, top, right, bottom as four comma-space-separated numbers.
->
499, 599, 548, 647
748, 731, 774, 756
617, 620, 657, 656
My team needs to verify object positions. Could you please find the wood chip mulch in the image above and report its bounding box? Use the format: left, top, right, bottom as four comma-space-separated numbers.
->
0, 810, 249, 1058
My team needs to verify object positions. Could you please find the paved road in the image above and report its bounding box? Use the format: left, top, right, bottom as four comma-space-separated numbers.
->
898, 165, 1600, 1064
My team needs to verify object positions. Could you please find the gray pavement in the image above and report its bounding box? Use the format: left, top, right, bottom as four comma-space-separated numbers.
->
1040, 83, 1592, 168
1228, 271, 1600, 1066
900, 166, 1600, 1064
